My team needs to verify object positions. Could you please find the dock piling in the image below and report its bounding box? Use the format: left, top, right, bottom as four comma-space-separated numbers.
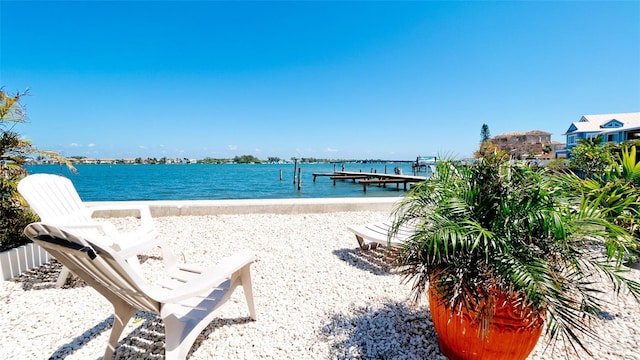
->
293, 159, 297, 184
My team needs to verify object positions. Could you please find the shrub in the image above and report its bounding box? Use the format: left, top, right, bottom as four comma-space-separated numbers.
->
0, 89, 37, 251
0, 89, 72, 252
0, 174, 38, 252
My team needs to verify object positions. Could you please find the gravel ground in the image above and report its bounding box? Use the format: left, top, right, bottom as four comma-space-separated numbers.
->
1, 211, 639, 360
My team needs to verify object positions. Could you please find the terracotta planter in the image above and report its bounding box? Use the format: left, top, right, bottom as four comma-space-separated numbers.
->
429, 286, 544, 360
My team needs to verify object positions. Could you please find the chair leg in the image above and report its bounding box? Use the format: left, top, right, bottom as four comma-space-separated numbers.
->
104, 300, 136, 360
240, 266, 257, 320
163, 314, 193, 360
55, 266, 71, 288
355, 235, 378, 250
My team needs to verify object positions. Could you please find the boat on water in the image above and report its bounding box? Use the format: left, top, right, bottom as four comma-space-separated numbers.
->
413, 156, 437, 176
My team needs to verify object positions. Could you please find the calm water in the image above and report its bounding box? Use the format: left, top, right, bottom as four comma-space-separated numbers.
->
25, 163, 421, 201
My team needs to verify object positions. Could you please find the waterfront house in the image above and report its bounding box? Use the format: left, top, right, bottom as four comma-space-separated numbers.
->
563, 112, 640, 151
98, 158, 117, 165
491, 130, 562, 159
81, 158, 98, 164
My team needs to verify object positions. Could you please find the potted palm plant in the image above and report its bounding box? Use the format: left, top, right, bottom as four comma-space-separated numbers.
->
390, 153, 640, 360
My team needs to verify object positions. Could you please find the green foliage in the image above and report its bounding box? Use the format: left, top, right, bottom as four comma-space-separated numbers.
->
474, 124, 502, 159
569, 136, 615, 179
480, 123, 491, 143
233, 154, 262, 163
391, 154, 640, 353
545, 158, 570, 172
563, 145, 640, 256
0, 89, 73, 251
0, 176, 38, 252
200, 157, 232, 164
617, 145, 640, 186
1, 89, 37, 251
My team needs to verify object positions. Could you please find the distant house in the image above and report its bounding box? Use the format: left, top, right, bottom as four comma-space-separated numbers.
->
541, 141, 567, 159
492, 130, 560, 159
40, 157, 60, 164
81, 158, 98, 164
563, 112, 640, 150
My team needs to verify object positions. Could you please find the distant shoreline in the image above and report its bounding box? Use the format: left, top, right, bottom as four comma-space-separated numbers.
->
26, 159, 418, 166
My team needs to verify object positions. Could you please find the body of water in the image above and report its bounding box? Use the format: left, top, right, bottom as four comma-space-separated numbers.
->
25, 162, 424, 201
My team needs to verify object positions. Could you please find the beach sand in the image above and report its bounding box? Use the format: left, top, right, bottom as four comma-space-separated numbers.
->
2, 211, 639, 359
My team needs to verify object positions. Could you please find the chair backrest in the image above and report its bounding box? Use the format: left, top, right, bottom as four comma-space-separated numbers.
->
24, 222, 160, 313
18, 174, 89, 224
18, 173, 120, 248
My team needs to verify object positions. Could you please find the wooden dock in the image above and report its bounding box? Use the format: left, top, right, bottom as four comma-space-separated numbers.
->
312, 170, 426, 192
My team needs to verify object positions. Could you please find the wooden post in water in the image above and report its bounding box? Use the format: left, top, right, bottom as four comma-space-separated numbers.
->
293, 159, 297, 184
280, 169, 283, 181
297, 168, 302, 191
384, 165, 387, 174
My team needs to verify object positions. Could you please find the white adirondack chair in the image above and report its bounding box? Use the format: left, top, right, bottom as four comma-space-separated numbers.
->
24, 222, 256, 360
347, 221, 415, 250
18, 173, 176, 286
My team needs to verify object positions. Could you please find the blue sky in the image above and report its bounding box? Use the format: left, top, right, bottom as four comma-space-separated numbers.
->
2, 1, 639, 160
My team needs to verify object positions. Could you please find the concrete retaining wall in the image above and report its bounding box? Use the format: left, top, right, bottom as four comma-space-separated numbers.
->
87, 197, 402, 218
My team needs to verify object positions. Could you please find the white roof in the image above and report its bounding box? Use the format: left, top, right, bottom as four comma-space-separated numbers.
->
600, 123, 640, 134
565, 112, 640, 134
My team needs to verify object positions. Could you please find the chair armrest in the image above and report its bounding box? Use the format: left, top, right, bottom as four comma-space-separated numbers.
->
58, 222, 118, 235
111, 237, 165, 259
151, 250, 256, 303
86, 204, 155, 235
86, 204, 154, 224
56, 222, 120, 247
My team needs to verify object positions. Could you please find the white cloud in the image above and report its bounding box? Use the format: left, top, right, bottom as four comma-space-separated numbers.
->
255, 148, 262, 153
228, 145, 238, 151
326, 147, 338, 152
87, 143, 95, 147
69, 143, 80, 147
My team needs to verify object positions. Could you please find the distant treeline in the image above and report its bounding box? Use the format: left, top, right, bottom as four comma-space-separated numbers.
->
194, 156, 410, 164
41, 155, 414, 165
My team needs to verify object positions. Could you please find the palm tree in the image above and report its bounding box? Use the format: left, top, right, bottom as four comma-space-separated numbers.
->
0, 89, 73, 251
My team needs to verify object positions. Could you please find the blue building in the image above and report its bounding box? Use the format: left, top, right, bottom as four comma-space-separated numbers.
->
563, 112, 640, 151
